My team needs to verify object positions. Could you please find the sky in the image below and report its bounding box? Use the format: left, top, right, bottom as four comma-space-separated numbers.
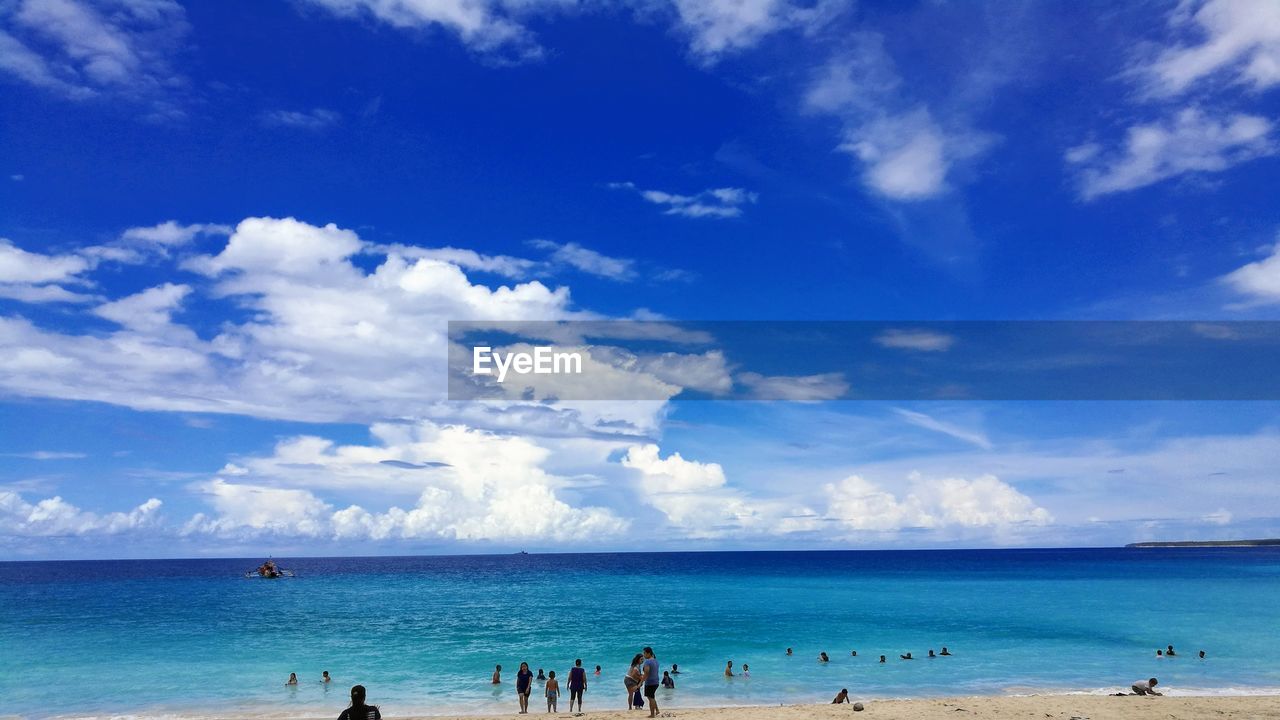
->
1, 0, 1280, 559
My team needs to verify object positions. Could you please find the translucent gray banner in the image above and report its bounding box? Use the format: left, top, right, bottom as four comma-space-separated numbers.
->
447, 321, 1280, 401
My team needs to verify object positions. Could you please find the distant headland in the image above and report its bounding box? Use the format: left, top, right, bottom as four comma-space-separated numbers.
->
1126, 539, 1280, 548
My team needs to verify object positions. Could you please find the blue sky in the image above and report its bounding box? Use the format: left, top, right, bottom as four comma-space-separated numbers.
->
1, 0, 1279, 559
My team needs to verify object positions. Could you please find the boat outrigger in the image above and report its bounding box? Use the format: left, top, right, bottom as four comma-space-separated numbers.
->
245, 559, 295, 579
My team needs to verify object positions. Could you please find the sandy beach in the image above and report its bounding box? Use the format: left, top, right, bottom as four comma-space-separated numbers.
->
385, 695, 1280, 720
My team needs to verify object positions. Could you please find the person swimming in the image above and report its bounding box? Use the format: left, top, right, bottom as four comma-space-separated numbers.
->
786, 647, 793, 656
928, 649, 936, 658
338, 684, 381, 720
832, 688, 850, 704
322, 671, 331, 683
661, 671, 675, 689
1166, 645, 1177, 657
594, 665, 601, 675
850, 650, 857, 656
724, 660, 734, 677
900, 653, 913, 660
940, 647, 951, 656
537, 668, 546, 683
1156, 649, 1164, 657
879, 655, 886, 663
670, 664, 680, 674
1199, 650, 1206, 659
286, 673, 298, 686
818, 652, 829, 662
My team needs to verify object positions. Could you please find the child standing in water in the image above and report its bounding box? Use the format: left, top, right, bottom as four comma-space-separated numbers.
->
545, 670, 560, 713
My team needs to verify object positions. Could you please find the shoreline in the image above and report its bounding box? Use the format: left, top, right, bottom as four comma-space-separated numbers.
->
43, 691, 1280, 720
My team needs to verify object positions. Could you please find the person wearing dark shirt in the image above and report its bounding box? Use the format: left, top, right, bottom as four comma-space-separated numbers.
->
337, 685, 381, 720
516, 661, 534, 713
661, 671, 675, 689
567, 658, 588, 712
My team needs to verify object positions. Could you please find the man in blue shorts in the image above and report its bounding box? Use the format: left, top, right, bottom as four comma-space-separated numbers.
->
641, 646, 660, 718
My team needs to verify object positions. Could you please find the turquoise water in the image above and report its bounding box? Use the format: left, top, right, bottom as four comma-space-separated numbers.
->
3, 549, 1279, 718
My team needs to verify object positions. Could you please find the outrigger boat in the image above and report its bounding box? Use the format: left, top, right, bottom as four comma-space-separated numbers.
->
245, 559, 295, 579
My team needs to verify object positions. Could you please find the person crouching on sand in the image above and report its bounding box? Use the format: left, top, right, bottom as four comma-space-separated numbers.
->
1132, 678, 1163, 696
338, 684, 381, 720
833, 688, 850, 704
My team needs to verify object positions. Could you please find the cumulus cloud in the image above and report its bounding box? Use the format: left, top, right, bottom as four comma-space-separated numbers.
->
1138, 0, 1280, 97
183, 421, 628, 542
824, 472, 1052, 532
0, 491, 161, 537
608, 181, 757, 219
1066, 108, 1273, 199
93, 283, 190, 330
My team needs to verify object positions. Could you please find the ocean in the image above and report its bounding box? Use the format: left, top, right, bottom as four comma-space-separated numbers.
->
3, 548, 1279, 719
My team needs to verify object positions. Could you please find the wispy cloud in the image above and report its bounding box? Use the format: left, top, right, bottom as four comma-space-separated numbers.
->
609, 181, 758, 219
0, 0, 190, 116
261, 107, 341, 130
893, 408, 992, 450
874, 328, 956, 352
1135, 0, 1280, 98
1066, 109, 1273, 199
1, 451, 87, 460
529, 239, 637, 281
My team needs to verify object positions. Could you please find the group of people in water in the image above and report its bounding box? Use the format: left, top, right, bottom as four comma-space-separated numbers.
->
492, 648, 670, 716
788, 645, 953, 664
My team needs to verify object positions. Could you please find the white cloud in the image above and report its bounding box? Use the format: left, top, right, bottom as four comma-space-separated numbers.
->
0, 491, 161, 537
874, 328, 956, 352
609, 181, 758, 219
1221, 238, 1280, 302
120, 220, 231, 248
621, 443, 725, 493
183, 421, 628, 542
1139, 0, 1280, 97
1, 451, 86, 460
669, 0, 829, 60
737, 371, 848, 401
374, 244, 538, 279
297, 0, 539, 60
893, 408, 992, 450
0, 238, 91, 284
261, 108, 342, 130
1067, 108, 1273, 199
824, 472, 1052, 532
1203, 507, 1233, 525
0, 0, 189, 103
529, 239, 637, 280
93, 282, 190, 330
804, 40, 995, 201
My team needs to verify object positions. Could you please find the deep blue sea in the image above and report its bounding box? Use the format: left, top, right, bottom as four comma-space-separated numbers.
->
3, 548, 1279, 719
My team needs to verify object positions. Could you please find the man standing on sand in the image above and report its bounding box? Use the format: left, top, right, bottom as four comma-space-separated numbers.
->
567, 658, 587, 712
641, 646, 660, 718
